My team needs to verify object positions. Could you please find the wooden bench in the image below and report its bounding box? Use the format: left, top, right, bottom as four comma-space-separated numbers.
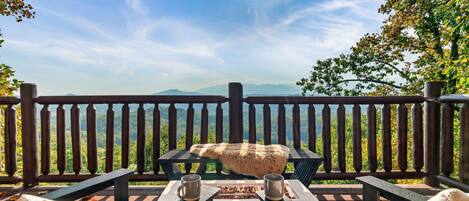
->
42, 169, 133, 201
357, 176, 428, 201
157, 148, 323, 186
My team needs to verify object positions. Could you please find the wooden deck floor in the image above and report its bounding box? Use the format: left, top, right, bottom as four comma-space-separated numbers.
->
0, 184, 439, 201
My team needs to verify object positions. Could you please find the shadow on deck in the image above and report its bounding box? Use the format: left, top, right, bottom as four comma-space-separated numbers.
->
0, 184, 439, 201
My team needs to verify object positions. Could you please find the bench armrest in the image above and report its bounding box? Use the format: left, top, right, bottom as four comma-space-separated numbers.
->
43, 169, 133, 201
356, 176, 427, 201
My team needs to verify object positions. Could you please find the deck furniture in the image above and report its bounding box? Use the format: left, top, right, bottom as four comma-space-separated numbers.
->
158, 179, 318, 201
157, 148, 323, 187
358, 176, 469, 201
41, 169, 133, 201
357, 176, 431, 201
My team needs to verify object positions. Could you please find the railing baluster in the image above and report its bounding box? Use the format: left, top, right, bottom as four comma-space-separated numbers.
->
137, 104, 146, 174
4, 105, 17, 177
322, 104, 331, 173
352, 104, 362, 173
215, 103, 223, 143
0, 108, 2, 172
71, 104, 81, 174
382, 104, 392, 172
337, 104, 346, 173
105, 104, 114, 173
263, 104, 271, 145
293, 104, 300, 148
308, 104, 316, 152
56, 104, 66, 175
367, 104, 377, 172
201, 103, 208, 144
459, 103, 469, 183
121, 104, 130, 169
40, 104, 50, 175
169, 103, 177, 150
278, 104, 286, 145
215, 103, 223, 173
153, 104, 161, 174
86, 104, 97, 174
249, 104, 256, 143
412, 103, 423, 172
441, 103, 454, 176
397, 103, 408, 172
185, 103, 194, 173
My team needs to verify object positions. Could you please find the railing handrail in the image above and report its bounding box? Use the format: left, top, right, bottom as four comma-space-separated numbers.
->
0, 96, 20, 104
439, 94, 469, 103
244, 96, 425, 104
34, 95, 229, 104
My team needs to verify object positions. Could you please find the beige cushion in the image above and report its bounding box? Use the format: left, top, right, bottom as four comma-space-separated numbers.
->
18, 194, 53, 201
428, 189, 469, 201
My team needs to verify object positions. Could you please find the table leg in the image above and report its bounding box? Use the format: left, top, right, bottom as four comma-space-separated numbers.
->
161, 162, 183, 180
290, 161, 320, 187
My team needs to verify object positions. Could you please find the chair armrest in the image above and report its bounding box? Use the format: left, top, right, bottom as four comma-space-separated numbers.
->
356, 176, 427, 201
43, 169, 133, 201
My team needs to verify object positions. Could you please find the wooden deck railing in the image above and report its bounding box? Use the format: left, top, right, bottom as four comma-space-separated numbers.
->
0, 97, 21, 184
0, 82, 467, 189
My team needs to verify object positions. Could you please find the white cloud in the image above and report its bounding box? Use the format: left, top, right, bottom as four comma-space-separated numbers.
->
1, 0, 384, 94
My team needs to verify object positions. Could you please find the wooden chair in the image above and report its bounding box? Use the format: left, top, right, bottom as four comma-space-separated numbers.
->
357, 176, 469, 201
39, 169, 133, 201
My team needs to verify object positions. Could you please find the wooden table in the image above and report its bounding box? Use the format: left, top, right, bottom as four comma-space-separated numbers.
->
157, 148, 323, 187
158, 179, 318, 201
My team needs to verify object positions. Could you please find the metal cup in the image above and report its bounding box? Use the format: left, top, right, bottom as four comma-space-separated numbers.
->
264, 174, 284, 200
177, 174, 201, 201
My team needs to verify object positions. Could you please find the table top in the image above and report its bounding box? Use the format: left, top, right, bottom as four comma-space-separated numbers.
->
158, 180, 318, 201
158, 148, 323, 163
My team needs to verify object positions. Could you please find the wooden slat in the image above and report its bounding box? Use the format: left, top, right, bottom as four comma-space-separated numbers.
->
337, 104, 346, 173
153, 104, 161, 174
86, 104, 97, 174
278, 104, 286, 145
105, 104, 114, 173
322, 104, 331, 173
0, 108, 2, 172
137, 104, 146, 174
382, 104, 392, 172
244, 96, 425, 104
4, 105, 17, 177
352, 104, 362, 173
412, 103, 423, 172
36, 95, 228, 104
215, 103, 223, 143
397, 103, 408, 172
248, 104, 256, 143
201, 103, 208, 144
71, 104, 81, 174
215, 103, 223, 173
56, 104, 66, 175
293, 104, 300, 148
121, 104, 130, 169
40, 104, 50, 175
185, 103, 194, 173
459, 103, 469, 183
168, 103, 177, 150
308, 104, 316, 152
263, 104, 271, 145
367, 104, 377, 172
441, 103, 454, 176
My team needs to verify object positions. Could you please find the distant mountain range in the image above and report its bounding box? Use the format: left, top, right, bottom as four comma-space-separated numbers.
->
154, 83, 301, 96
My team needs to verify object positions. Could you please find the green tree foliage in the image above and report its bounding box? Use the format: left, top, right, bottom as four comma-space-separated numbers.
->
0, 0, 34, 95
298, 0, 468, 96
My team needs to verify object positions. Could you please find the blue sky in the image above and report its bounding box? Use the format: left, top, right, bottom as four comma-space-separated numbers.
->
0, 0, 383, 95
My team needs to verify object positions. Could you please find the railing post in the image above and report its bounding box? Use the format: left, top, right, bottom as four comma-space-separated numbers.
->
460, 102, 469, 183
20, 83, 38, 187
424, 82, 441, 187
229, 82, 243, 143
